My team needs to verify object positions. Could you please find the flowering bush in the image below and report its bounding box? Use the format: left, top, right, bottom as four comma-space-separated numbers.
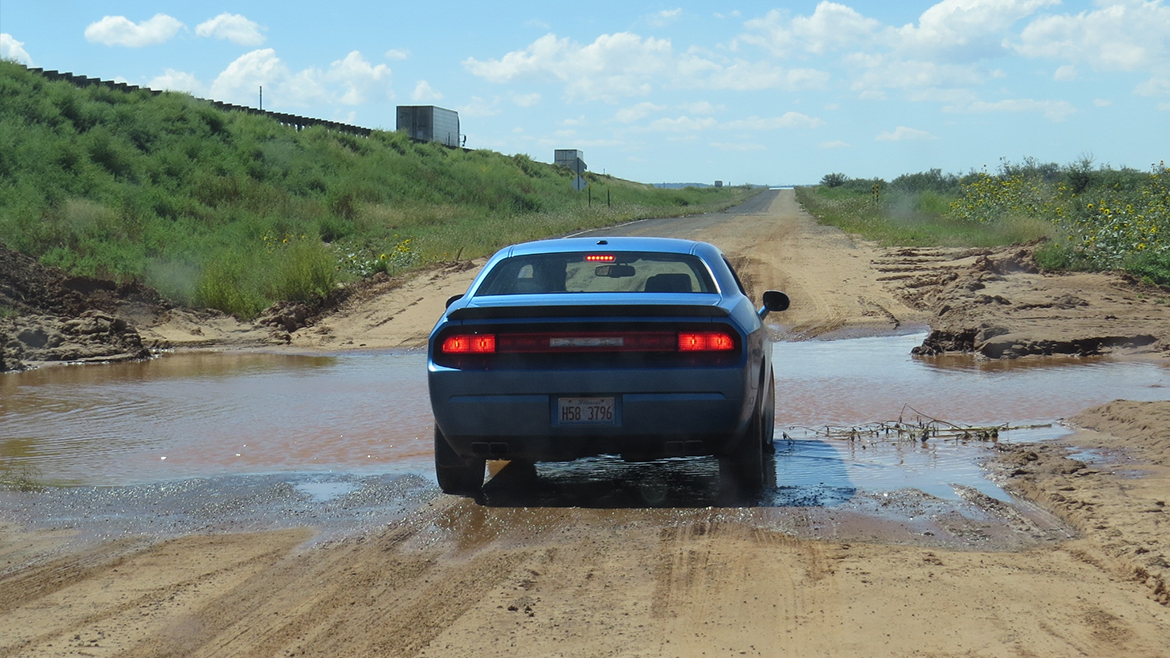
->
339, 236, 417, 277
949, 162, 1170, 270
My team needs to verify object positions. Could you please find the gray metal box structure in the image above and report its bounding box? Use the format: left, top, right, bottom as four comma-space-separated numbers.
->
554, 149, 587, 172
397, 106, 460, 147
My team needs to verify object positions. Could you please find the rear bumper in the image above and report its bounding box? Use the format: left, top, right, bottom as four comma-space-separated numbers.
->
428, 365, 752, 461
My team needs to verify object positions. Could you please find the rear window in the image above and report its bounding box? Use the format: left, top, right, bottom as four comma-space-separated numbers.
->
476, 252, 717, 295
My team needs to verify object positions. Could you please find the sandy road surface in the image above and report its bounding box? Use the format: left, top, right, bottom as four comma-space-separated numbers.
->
4, 189, 1170, 656
272, 189, 929, 351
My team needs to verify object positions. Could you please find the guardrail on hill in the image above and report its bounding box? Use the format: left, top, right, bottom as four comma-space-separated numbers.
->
26, 66, 374, 138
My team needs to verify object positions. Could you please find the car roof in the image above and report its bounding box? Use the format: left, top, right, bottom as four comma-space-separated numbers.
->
501, 236, 716, 258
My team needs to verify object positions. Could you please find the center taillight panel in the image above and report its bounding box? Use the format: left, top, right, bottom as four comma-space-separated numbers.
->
434, 323, 741, 368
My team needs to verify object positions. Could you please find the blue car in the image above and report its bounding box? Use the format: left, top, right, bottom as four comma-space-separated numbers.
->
427, 236, 789, 495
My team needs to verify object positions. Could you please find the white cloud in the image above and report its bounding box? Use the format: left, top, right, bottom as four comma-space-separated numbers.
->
1094, 98, 1112, 107
895, 0, 1059, 57
512, 92, 542, 107
1054, 64, 1077, 81
1136, 75, 1170, 97
208, 49, 390, 108
84, 14, 184, 47
1159, 102, 1170, 110
682, 101, 723, 114
464, 32, 673, 101
949, 98, 1076, 121
678, 56, 830, 91
459, 96, 501, 117
1, 33, 32, 65
412, 80, 443, 102
650, 8, 683, 27
615, 102, 666, 123
847, 54, 987, 95
741, 3, 883, 57
211, 49, 300, 104
148, 69, 204, 94
876, 126, 937, 141
820, 140, 851, 148
1013, 1, 1170, 71
724, 113, 825, 130
646, 116, 718, 132
465, 31, 826, 102
327, 51, 391, 105
195, 13, 265, 46
710, 142, 766, 151
384, 49, 409, 60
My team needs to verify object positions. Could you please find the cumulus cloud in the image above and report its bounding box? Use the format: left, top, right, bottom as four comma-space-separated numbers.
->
876, 126, 937, 141
464, 32, 673, 101
327, 51, 391, 105
740, 3, 883, 57
208, 49, 391, 108
385, 49, 409, 60
1, 33, 32, 64
148, 69, 205, 94
1054, 64, 1077, 81
820, 140, 851, 148
85, 14, 184, 47
412, 80, 443, 102
196, 13, 265, 46
1012, 1, 1170, 71
895, 0, 1059, 57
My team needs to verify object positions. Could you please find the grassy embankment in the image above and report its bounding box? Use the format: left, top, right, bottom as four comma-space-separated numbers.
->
797, 159, 1170, 286
0, 61, 754, 318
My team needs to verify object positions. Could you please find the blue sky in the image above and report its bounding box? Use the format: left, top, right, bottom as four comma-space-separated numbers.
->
2, 1, 1168, 185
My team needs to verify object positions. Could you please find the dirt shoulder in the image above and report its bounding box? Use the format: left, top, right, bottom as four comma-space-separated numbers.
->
990, 400, 1170, 608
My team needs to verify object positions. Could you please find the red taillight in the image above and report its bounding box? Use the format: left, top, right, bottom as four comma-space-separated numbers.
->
441, 334, 496, 353
678, 332, 735, 352
585, 254, 615, 262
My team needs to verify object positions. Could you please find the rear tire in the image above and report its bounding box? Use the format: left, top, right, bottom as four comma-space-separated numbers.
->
434, 426, 485, 495
719, 402, 767, 492
763, 370, 776, 448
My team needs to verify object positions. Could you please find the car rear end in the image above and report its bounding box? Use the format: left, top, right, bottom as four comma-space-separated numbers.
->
428, 298, 756, 462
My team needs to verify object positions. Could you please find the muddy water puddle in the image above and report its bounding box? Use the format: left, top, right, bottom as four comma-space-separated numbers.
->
1, 333, 1168, 547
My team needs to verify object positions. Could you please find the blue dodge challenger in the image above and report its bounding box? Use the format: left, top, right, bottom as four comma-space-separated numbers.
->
427, 236, 789, 495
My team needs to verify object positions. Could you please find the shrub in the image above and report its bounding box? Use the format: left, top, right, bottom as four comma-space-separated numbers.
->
820, 172, 848, 187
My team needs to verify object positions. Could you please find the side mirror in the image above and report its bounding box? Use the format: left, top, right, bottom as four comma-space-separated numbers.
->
445, 294, 464, 309
758, 290, 790, 320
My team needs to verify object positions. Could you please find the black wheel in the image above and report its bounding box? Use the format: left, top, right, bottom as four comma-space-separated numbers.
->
434, 426, 485, 495
763, 370, 776, 448
719, 401, 767, 492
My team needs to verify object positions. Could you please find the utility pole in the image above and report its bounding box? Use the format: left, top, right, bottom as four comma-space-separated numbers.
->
259, 86, 263, 111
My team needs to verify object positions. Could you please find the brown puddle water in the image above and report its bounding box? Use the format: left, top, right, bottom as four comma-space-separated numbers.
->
1, 334, 1168, 494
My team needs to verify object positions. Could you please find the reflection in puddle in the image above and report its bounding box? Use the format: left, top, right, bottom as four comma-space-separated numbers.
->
0, 334, 1167, 499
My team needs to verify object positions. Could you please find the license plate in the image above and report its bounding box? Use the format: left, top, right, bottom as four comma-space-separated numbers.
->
557, 397, 616, 425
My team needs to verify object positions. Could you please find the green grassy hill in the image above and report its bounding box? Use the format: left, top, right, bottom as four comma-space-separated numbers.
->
0, 61, 753, 317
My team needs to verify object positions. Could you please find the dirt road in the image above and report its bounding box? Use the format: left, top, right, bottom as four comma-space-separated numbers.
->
3, 189, 1170, 656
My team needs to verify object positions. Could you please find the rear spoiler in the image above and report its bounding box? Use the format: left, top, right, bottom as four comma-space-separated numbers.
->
449, 304, 730, 320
